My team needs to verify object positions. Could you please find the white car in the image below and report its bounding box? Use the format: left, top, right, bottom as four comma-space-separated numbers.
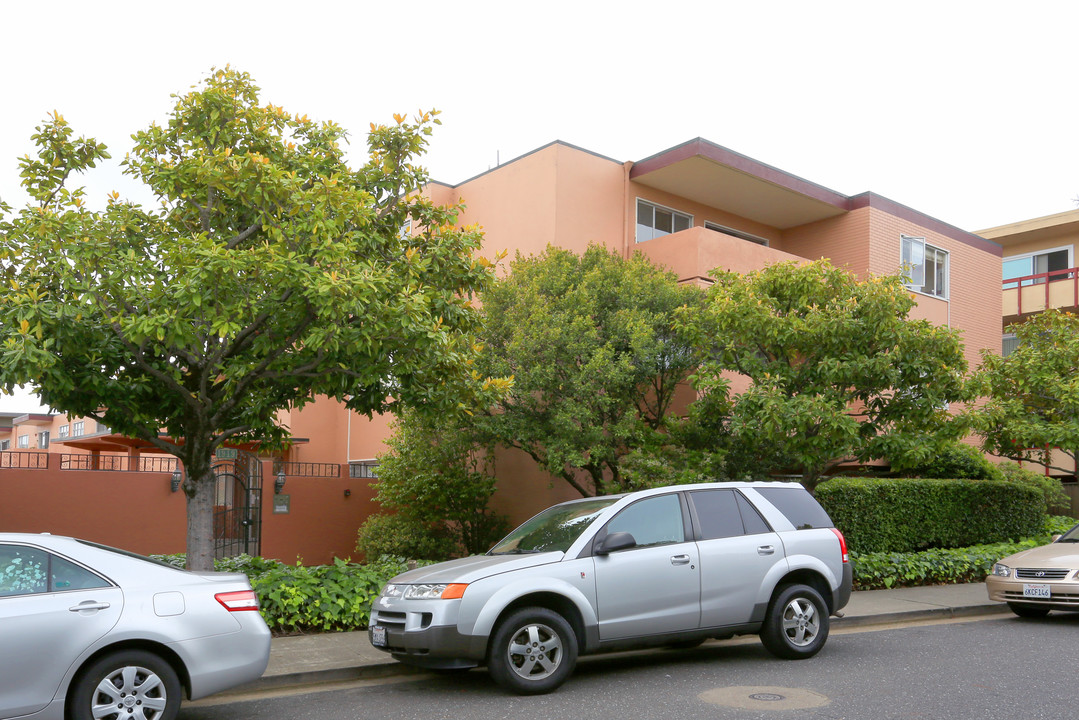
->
0, 534, 271, 719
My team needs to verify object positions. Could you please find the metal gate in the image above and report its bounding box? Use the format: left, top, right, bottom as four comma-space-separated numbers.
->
212, 450, 263, 559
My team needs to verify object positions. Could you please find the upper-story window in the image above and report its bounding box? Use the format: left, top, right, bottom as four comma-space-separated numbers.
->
901, 235, 948, 299
349, 461, 379, 479
57, 424, 69, 439
36, 431, 49, 449
72, 421, 84, 437
17, 435, 29, 448
636, 199, 692, 243
0, 440, 9, 451
1003, 247, 1071, 289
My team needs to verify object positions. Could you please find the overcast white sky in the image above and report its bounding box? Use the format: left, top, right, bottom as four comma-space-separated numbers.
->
2, 0, 1078, 412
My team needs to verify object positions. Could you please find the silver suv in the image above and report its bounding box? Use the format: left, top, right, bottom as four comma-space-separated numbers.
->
369, 482, 851, 694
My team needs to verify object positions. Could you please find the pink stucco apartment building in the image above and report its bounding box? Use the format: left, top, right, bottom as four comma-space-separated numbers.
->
0, 138, 1005, 561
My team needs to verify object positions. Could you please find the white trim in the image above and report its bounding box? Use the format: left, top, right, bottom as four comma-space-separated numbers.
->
703, 221, 769, 247
635, 198, 693, 243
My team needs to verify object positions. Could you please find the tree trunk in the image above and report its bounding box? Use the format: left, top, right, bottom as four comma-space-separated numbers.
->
184, 448, 217, 572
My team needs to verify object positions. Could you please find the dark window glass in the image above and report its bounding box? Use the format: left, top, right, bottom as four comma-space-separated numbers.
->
606, 494, 685, 547
755, 487, 833, 530
51, 555, 109, 591
736, 492, 772, 535
689, 490, 745, 540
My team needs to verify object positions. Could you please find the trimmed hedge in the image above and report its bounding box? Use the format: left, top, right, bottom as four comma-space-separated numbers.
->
816, 477, 1043, 553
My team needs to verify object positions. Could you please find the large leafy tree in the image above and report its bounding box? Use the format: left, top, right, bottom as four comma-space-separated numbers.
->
476, 245, 704, 497
0, 68, 496, 570
679, 260, 969, 492
971, 309, 1079, 474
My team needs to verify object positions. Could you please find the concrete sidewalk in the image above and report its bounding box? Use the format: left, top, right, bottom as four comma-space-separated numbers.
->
242, 582, 1004, 694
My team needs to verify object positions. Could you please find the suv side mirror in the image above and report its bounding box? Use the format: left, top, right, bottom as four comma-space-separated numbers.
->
595, 531, 636, 556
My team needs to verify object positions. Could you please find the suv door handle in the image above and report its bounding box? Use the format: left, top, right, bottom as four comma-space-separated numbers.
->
670, 554, 691, 565
757, 545, 775, 555
70, 601, 111, 612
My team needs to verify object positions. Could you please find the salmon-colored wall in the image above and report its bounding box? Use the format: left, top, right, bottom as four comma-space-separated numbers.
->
0, 454, 186, 554
635, 226, 808, 283
779, 207, 872, 276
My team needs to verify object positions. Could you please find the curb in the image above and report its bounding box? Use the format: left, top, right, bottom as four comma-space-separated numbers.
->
832, 603, 1007, 629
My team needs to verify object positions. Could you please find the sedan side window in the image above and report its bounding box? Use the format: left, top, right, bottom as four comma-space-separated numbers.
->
0, 545, 49, 597
51, 555, 110, 591
605, 494, 685, 548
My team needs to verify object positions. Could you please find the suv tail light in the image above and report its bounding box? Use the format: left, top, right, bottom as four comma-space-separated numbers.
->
215, 590, 260, 611
830, 528, 849, 564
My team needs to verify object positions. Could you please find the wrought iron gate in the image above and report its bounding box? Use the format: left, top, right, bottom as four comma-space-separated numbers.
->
212, 450, 263, 559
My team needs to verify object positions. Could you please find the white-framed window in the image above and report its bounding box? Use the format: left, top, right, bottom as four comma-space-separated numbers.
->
17, 435, 29, 449
636, 199, 692, 243
704, 221, 769, 247
96, 422, 110, 434
36, 431, 49, 449
72, 421, 84, 437
1003, 246, 1072, 288
57, 424, 69, 439
901, 235, 948, 299
349, 461, 379, 479
0, 440, 9, 451
1002, 333, 1019, 357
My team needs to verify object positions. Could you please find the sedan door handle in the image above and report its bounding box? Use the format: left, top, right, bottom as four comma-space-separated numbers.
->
757, 545, 775, 556
70, 601, 111, 612
670, 554, 691, 565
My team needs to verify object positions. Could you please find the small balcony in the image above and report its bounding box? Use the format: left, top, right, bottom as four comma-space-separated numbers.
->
633, 226, 807, 284
1003, 267, 1079, 320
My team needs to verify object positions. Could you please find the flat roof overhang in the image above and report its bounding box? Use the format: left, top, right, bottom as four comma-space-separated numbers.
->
630, 138, 852, 229
977, 208, 1079, 248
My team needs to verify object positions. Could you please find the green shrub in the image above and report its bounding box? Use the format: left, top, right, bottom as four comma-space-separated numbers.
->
816, 477, 1043, 553
891, 442, 999, 480
995, 463, 1073, 517
356, 513, 459, 562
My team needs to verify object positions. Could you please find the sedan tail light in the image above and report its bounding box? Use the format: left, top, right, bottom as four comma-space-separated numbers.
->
215, 590, 260, 611
830, 528, 849, 564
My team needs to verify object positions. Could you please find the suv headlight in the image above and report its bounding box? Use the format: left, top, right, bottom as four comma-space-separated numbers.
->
403, 583, 468, 600
991, 564, 1011, 578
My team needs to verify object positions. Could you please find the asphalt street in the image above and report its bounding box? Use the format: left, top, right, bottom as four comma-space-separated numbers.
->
180, 612, 1079, 720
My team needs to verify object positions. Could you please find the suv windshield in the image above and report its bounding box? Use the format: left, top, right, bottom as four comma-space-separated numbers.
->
490, 497, 619, 555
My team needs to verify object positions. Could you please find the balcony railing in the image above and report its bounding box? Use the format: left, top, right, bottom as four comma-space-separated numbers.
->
0, 451, 49, 469
271, 461, 341, 478
59, 454, 180, 473
1003, 267, 1079, 316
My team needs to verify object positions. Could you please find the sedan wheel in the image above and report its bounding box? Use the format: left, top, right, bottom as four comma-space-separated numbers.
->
70, 650, 181, 720
760, 583, 829, 659
488, 607, 577, 695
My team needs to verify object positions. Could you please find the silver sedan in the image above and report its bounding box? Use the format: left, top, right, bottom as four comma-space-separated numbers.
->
0, 533, 271, 720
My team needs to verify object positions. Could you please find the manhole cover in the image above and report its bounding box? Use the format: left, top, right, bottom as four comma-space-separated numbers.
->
699, 686, 830, 711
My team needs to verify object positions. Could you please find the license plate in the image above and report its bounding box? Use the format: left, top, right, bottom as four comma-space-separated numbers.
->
1023, 584, 1051, 599
371, 625, 387, 647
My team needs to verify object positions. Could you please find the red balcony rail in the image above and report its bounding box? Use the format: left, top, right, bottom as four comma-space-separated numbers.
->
0, 451, 49, 469
1004, 266, 1079, 316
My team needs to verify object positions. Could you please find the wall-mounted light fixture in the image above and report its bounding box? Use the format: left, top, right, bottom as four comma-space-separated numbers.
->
170, 470, 182, 493
344, 489, 351, 498
274, 471, 286, 495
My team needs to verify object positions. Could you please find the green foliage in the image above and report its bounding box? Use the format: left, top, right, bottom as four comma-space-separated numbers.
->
816, 477, 1043, 553
0, 68, 496, 570
995, 463, 1073, 517
476, 244, 704, 496
679, 260, 970, 492
891, 441, 998, 480
850, 539, 1044, 590
971, 309, 1079, 474
365, 408, 508, 556
356, 513, 459, 562
150, 553, 418, 633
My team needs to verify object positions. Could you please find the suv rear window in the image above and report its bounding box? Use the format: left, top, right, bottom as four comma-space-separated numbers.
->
754, 487, 833, 530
